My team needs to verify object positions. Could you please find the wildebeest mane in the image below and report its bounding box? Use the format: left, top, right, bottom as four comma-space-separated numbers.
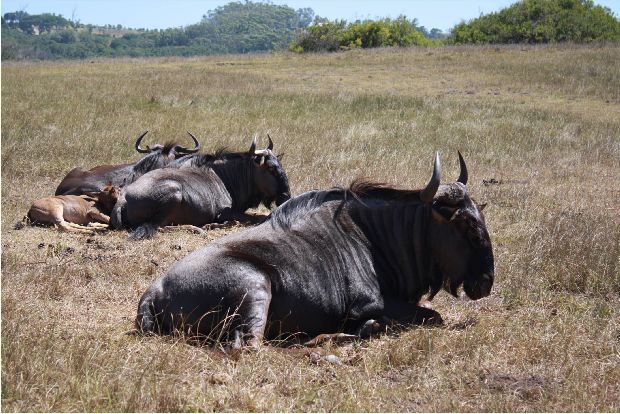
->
347, 177, 423, 202
268, 178, 426, 230
175, 147, 252, 169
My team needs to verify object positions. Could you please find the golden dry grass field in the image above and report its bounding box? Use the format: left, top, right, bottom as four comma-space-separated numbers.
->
2, 44, 620, 412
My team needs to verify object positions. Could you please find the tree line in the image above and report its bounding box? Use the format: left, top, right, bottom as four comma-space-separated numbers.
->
1, 2, 315, 59
2, 0, 619, 60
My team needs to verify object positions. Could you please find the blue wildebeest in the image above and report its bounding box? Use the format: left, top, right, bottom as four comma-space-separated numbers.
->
110, 136, 291, 240
55, 131, 200, 196
135, 152, 494, 347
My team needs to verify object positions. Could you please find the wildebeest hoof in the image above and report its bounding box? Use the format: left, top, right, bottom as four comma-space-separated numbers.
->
358, 319, 385, 338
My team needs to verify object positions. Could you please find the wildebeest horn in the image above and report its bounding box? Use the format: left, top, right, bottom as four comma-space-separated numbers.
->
420, 152, 441, 203
457, 151, 468, 185
249, 135, 257, 154
266, 134, 274, 151
173, 131, 201, 154
134, 131, 150, 153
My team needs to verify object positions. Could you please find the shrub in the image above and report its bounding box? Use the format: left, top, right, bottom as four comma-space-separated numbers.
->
450, 0, 620, 44
289, 16, 432, 53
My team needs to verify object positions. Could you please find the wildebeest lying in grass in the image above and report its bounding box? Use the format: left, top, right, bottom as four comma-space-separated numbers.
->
135, 152, 494, 347
110, 136, 291, 240
55, 131, 201, 196
26, 184, 120, 234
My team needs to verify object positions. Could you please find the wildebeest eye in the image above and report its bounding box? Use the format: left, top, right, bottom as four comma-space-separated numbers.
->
433, 203, 458, 221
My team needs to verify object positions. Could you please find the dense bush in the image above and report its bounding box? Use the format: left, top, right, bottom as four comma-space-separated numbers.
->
451, 0, 620, 44
289, 16, 432, 53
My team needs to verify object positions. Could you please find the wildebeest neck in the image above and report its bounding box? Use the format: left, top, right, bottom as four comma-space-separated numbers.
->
209, 158, 259, 212
122, 151, 171, 186
351, 200, 436, 302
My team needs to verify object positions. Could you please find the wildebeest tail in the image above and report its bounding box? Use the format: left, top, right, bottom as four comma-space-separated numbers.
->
129, 223, 159, 240
14, 215, 30, 230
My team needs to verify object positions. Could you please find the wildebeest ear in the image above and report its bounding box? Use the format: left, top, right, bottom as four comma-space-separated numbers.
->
478, 203, 487, 211
277, 153, 285, 161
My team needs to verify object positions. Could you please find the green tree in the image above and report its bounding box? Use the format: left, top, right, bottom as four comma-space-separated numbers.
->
450, 0, 620, 44
1, 2, 317, 60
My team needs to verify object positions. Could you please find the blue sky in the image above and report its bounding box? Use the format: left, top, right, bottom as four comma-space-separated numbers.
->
2, 0, 619, 32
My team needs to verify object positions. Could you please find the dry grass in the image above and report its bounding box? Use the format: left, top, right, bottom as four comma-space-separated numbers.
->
2, 44, 620, 412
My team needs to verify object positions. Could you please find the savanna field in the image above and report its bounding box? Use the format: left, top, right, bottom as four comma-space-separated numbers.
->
2, 44, 620, 411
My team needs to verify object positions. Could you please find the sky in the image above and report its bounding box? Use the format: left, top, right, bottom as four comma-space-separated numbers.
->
2, 0, 619, 32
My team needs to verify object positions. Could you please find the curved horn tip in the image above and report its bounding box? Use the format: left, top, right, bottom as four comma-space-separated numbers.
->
248, 135, 257, 153
267, 134, 274, 150
420, 151, 441, 203
457, 150, 468, 185
135, 130, 150, 153
185, 131, 200, 151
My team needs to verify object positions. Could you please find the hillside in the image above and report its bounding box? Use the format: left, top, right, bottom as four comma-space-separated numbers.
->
1, 1, 315, 59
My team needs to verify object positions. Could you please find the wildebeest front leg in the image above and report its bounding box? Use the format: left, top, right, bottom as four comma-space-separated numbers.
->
57, 221, 98, 234
87, 222, 109, 229
382, 298, 443, 327
230, 279, 272, 349
87, 209, 110, 224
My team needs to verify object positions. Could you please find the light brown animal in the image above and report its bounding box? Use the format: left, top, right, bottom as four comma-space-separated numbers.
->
27, 185, 120, 234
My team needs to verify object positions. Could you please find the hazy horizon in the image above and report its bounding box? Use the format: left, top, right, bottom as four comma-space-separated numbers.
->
2, 0, 619, 33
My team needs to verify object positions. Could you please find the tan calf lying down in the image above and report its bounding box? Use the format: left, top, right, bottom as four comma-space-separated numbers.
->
27, 185, 119, 234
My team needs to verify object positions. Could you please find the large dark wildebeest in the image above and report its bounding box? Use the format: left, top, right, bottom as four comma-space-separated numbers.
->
135, 152, 494, 347
55, 131, 200, 195
110, 136, 291, 240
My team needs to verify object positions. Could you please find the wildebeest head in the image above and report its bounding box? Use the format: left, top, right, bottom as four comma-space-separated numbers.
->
424, 152, 494, 300
134, 130, 201, 160
83, 183, 121, 213
124, 131, 202, 184
248, 135, 291, 207
97, 183, 121, 212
